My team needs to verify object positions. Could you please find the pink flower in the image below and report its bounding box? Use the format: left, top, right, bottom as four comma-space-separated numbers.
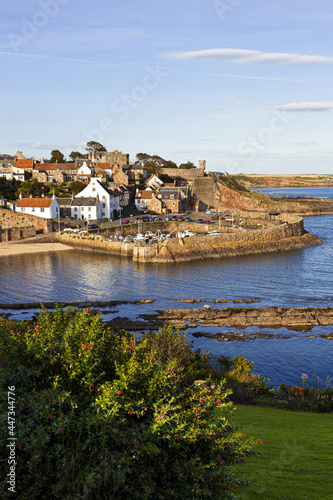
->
259, 440, 265, 444
47, 414, 52, 419
35, 327, 40, 333
60, 428, 64, 432
220, 460, 226, 465
242, 434, 246, 438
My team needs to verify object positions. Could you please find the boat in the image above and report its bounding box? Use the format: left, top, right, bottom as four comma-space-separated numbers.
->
205, 209, 219, 218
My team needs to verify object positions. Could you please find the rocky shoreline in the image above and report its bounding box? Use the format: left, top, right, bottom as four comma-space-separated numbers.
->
2, 300, 333, 341
104, 306, 333, 340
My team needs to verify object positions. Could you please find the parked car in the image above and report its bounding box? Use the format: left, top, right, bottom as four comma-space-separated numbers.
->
197, 219, 204, 223
171, 216, 178, 221
165, 216, 170, 221
203, 219, 211, 224
177, 217, 184, 221
185, 217, 192, 222
88, 224, 99, 229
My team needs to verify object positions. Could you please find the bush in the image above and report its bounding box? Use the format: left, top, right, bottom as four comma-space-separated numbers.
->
0, 308, 259, 498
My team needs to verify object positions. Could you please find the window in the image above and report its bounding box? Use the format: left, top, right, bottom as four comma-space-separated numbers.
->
172, 202, 175, 206
102, 203, 105, 208
32, 208, 35, 212
74, 207, 77, 211
81, 207, 84, 211
102, 195, 106, 200
170, 195, 174, 199
88, 214, 91, 219
21, 208, 25, 212
92, 188, 96, 192
88, 207, 91, 211
40, 207, 45, 212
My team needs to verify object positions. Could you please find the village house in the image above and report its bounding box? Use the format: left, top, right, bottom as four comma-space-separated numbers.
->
15, 194, 60, 219
94, 163, 112, 181
77, 162, 93, 182
56, 197, 73, 218
75, 177, 120, 220
135, 189, 153, 211
33, 163, 78, 183
0, 164, 13, 180
13, 165, 29, 182
88, 149, 129, 167
113, 169, 129, 187
126, 163, 148, 182
147, 195, 163, 214
15, 157, 34, 173
70, 196, 102, 221
145, 174, 164, 190
114, 185, 131, 208
155, 186, 188, 213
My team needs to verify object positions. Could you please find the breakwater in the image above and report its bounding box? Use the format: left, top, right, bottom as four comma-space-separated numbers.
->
57, 215, 323, 263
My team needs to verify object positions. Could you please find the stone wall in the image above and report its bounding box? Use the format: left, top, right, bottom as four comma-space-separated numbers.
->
55, 216, 322, 264
0, 208, 51, 234
0, 226, 37, 243
160, 168, 205, 180
153, 217, 321, 263
57, 232, 133, 256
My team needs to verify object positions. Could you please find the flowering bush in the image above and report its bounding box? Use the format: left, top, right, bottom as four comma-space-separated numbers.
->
0, 308, 260, 498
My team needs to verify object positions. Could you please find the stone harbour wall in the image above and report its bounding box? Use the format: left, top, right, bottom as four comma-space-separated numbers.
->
56, 215, 323, 263
153, 217, 322, 263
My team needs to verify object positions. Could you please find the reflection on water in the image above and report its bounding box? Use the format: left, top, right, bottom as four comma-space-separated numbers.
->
1, 193, 333, 386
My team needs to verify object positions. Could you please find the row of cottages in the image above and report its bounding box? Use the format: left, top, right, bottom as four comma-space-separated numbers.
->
14, 178, 120, 221
16, 194, 60, 219
135, 184, 189, 214
0, 156, 35, 181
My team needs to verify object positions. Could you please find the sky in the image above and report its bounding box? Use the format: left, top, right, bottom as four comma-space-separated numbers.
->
1, 0, 333, 174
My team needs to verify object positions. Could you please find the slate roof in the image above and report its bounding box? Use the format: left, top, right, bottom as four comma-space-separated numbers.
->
71, 197, 98, 207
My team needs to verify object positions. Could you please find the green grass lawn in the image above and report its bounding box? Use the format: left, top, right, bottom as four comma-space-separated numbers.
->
230, 405, 333, 500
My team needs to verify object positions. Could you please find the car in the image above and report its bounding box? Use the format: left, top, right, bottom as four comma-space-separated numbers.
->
165, 216, 170, 221
88, 224, 99, 229
171, 216, 178, 221
197, 219, 204, 223
123, 219, 129, 224
63, 228, 74, 232
203, 219, 211, 224
136, 217, 142, 221
185, 217, 192, 222
177, 217, 184, 221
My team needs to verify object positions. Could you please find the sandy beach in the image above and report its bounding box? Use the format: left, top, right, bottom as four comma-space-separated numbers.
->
0, 242, 73, 258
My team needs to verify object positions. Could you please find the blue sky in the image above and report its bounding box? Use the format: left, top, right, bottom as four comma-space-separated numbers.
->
1, 0, 333, 174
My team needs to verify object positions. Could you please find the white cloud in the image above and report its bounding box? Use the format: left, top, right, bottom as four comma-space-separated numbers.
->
269, 102, 333, 112
163, 48, 333, 65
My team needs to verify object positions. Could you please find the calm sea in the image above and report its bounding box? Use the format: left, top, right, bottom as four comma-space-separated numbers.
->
1, 186, 332, 387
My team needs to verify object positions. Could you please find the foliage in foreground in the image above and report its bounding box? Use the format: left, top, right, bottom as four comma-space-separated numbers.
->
0, 308, 259, 499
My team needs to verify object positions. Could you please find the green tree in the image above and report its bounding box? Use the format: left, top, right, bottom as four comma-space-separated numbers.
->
179, 161, 195, 169
68, 151, 87, 161
50, 149, 65, 163
86, 141, 107, 152
17, 179, 49, 198
69, 180, 85, 195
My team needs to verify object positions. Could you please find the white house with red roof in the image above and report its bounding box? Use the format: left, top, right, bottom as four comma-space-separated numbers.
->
15, 194, 60, 219
135, 189, 153, 210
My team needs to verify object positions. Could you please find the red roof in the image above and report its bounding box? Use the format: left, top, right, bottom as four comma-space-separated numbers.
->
95, 163, 111, 170
136, 190, 153, 200
15, 158, 34, 168
16, 197, 54, 208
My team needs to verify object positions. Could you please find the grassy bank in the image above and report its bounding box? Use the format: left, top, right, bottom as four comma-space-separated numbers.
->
230, 405, 333, 499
